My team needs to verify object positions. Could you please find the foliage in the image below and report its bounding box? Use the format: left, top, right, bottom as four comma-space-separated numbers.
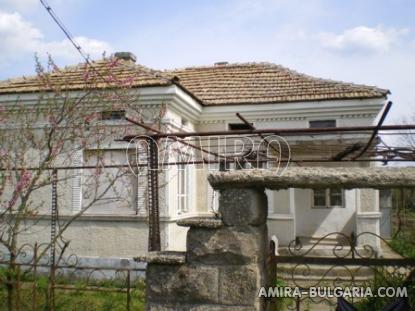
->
354, 267, 414, 311
273, 278, 295, 310
390, 232, 415, 259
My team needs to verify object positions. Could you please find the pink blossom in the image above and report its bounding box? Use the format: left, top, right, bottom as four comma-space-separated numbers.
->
108, 58, 119, 68
84, 113, 97, 123
48, 114, 57, 126
51, 139, 65, 157
82, 71, 90, 81
93, 166, 103, 177
7, 171, 31, 208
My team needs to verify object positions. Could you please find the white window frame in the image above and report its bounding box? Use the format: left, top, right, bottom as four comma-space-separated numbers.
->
312, 189, 344, 209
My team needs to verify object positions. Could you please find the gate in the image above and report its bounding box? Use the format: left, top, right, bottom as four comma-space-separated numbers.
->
267, 232, 415, 310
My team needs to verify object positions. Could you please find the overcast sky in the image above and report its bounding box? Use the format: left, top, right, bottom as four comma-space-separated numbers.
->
0, 0, 414, 123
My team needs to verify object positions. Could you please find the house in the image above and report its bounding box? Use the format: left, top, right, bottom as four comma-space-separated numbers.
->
0, 52, 390, 259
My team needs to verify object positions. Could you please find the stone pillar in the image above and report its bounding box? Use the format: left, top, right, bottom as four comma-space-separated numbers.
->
355, 188, 382, 253
143, 188, 268, 311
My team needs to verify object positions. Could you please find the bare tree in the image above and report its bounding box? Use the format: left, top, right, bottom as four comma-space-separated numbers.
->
0, 55, 166, 309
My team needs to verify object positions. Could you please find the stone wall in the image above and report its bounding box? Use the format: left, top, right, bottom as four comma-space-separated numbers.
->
141, 188, 269, 311
208, 167, 415, 190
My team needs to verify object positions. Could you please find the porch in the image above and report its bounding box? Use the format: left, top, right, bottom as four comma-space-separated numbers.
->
267, 188, 385, 254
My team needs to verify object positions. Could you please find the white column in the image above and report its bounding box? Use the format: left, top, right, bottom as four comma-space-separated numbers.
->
355, 188, 382, 253
267, 189, 296, 246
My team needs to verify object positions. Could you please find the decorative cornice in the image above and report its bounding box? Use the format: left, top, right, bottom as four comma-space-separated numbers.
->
339, 113, 377, 119
197, 119, 227, 125
197, 113, 377, 124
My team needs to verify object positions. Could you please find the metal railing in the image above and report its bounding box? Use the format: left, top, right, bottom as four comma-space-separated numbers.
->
266, 232, 415, 310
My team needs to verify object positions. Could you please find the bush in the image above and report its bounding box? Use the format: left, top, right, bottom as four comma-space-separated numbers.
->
390, 232, 415, 259
355, 267, 414, 311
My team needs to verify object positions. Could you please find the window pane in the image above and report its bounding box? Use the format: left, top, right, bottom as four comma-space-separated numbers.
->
178, 164, 189, 213
309, 120, 336, 128
101, 110, 125, 120
330, 189, 343, 206
313, 189, 326, 207
228, 123, 253, 130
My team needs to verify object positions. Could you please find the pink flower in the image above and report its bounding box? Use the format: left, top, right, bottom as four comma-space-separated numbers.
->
15, 170, 32, 193
82, 72, 90, 81
84, 113, 97, 123
108, 58, 119, 68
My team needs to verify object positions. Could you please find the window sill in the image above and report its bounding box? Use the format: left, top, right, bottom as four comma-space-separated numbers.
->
312, 206, 345, 209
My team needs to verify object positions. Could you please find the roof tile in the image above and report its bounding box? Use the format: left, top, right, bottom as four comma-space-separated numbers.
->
167, 62, 389, 105
0, 60, 389, 106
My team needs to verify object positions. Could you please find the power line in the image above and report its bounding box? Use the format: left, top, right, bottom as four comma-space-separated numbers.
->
39, 0, 91, 64
39, 0, 140, 100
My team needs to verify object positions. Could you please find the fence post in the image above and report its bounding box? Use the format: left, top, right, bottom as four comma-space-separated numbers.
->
147, 137, 160, 251
126, 270, 131, 311
48, 169, 58, 310
7, 250, 16, 311
266, 240, 277, 311
16, 263, 20, 311
295, 296, 300, 311
32, 242, 38, 311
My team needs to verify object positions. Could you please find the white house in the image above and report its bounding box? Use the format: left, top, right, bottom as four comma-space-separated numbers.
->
0, 52, 390, 258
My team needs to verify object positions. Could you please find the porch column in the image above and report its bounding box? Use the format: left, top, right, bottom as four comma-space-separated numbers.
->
355, 188, 382, 253
266, 189, 296, 246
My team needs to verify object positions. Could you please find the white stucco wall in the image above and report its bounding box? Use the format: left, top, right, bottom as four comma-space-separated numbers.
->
0, 84, 387, 256
17, 217, 152, 258
294, 189, 357, 237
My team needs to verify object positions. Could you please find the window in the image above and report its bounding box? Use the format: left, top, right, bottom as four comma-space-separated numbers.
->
101, 110, 125, 120
312, 189, 344, 208
228, 123, 253, 131
309, 120, 336, 128
177, 164, 189, 214
181, 118, 189, 127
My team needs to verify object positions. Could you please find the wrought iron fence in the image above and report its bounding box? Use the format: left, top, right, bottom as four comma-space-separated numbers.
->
0, 243, 146, 311
266, 232, 415, 311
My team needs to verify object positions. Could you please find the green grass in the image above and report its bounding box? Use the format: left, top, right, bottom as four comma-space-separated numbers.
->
0, 270, 146, 311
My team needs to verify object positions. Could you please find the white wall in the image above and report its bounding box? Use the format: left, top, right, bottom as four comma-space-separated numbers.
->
294, 189, 357, 238
18, 217, 153, 258
0, 85, 386, 256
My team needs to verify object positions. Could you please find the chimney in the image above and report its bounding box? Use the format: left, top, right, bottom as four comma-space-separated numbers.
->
114, 52, 137, 63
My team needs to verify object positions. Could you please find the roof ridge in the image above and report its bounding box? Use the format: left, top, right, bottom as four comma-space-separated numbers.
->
164, 61, 273, 72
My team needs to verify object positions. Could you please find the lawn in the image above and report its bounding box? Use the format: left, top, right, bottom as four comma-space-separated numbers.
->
0, 273, 146, 311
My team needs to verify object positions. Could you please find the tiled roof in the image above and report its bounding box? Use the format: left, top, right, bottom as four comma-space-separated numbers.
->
167, 62, 389, 105
0, 58, 173, 94
0, 59, 389, 106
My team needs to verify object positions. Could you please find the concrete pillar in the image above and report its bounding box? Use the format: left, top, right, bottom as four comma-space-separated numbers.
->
267, 189, 295, 246
355, 188, 382, 253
